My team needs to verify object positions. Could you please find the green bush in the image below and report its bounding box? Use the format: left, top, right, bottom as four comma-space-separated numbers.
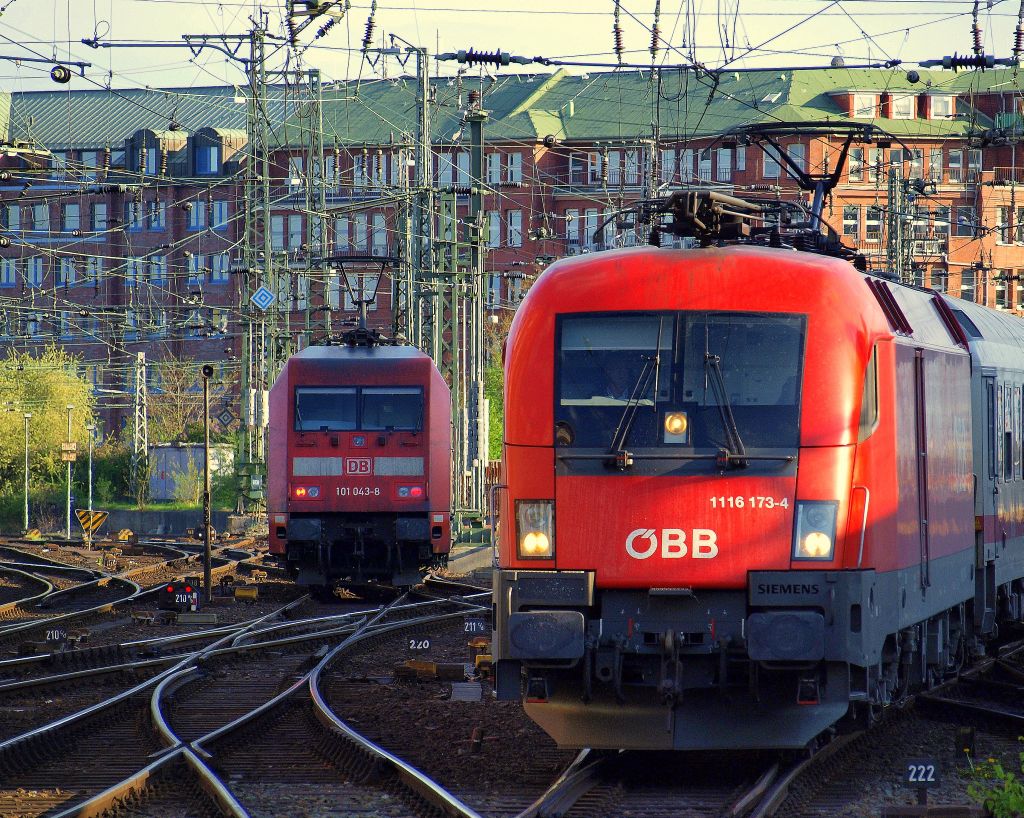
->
967, 744, 1024, 817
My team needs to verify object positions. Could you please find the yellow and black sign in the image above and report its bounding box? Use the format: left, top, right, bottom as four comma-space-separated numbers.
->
75, 509, 109, 535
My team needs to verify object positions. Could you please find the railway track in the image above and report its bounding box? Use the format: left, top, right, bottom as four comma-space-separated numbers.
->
0, 585, 493, 817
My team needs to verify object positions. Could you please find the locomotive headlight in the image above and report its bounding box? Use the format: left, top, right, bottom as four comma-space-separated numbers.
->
516, 500, 555, 560
792, 500, 838, 561
663, 411, 689, 443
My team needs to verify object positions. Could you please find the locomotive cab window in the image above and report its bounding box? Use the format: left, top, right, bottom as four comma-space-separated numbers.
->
556, 311, 805, 451
360, 387, 423, 431
295, 387, 357, 431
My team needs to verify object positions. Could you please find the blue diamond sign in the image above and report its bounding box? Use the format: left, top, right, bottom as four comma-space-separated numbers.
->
250, 286, 275, 311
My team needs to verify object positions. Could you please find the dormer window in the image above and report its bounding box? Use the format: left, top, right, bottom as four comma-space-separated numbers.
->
891, 94, 915, 119
931, 95, 954, 118
853, 93, 876, 118
196, 145, 219, 175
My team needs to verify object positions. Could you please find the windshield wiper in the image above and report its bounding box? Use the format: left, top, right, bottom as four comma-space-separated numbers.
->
704, 351, 747, 468
607, 353, 658, 462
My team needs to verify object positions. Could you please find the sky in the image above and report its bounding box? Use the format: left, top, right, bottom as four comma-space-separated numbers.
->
0, 0, 1020, 92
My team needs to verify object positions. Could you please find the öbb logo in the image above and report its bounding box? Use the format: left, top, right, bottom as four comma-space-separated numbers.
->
625, 528, 719, 560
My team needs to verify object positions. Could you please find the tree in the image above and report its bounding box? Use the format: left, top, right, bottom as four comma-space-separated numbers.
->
0, 346, 95, 496
147, 356, 236, 444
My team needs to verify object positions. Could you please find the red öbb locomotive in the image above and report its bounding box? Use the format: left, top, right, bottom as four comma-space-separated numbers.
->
494, 235, 1024, 751
267, 342, 451, 591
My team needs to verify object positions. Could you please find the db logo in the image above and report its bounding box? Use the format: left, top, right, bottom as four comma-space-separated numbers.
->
346, 458, 372, 475
625, 528, 719, 560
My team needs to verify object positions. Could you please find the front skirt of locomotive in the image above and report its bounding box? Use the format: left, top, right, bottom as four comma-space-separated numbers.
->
493, 569, 881, 751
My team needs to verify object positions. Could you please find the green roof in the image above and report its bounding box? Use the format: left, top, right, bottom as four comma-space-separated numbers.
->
6, 67, 1019, 152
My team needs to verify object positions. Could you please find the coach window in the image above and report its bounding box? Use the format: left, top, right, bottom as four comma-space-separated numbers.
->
986, 379, 996, 480
1005, 385, 1014, 482
295, 387, 357, 431
858, 346, 879, 441
360, 387, 423, 431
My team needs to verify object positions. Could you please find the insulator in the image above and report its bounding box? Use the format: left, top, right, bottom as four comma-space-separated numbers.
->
458, 48, 510, 67
944, 52, 996, 71
160, 148, 168, 176
138, 147, 145, 174
972, 0, 982, 55
361, 0, 376, 52
650, 24, 660, 59
103, 146, 111, 171
316, 18, 336, 39
286, 14, 298, 47
613, 0, 624, 64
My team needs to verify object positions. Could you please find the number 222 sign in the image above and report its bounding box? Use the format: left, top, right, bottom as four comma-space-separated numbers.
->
905, 758, 940, 788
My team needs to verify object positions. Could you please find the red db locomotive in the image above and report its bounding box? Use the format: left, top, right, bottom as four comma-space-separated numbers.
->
267, 341, 451, 592
493, 193, 1024, 751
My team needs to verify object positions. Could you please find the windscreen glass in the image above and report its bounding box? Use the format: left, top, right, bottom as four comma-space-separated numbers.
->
360, 387, 423, 431
295, 387, 357, 431
556, 312, 805, 449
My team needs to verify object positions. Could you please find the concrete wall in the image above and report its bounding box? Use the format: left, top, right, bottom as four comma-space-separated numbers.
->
103, 509, 236, 537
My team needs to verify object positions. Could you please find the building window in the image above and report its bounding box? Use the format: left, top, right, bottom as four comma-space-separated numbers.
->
1017, 207, 1024, 244
930, 267, 947, 291
325, 154, 338, 188
565, 208, 579, 247
698, 149, 712, 182
353, 213, 368, 250
85, 256, 103, 283
853, 93, 876, 118
735, 146, 745, 171
660, 149, 676, 183
187, 254, 206, 286
843, 205, 860, 237
997, 207, 1011, 243
92, 203, 107, 231
507, 152, 523, 183
931, 95, 953, 118
763, 147, 780, 178
437, 153, 454, 186
948, 150, 963, 183
583, 209, 598, 250
58, 258, 76, 286
148, 200, 166, 230
288, 156, 304, 188
508, 210, 523, 247
848, 148, 863, 182
211, 200, 228, 229
4, 204, 20, 231
287, 214, 303, 249
911, 205, 929, 240
891, 94, 915, 119
928, 148, 943, 182
211, 252, 229, 283
334, 216, 350, 250
788, 143, 806, 175
717, 148, 736, 182
606, 151, 621, 186
487, 273, 501, 307
59, 311, 73, 339
680, 149, 694, 181
624, 150, 639, 185
866, 206, 882, 241
62, 204, 80, 232
196, 144, 219, 175
81, 151, 99, 179
955, 205, 976, 237
996, 274, 1010, 309
934, 206, 950, 247
27, 257, 43, 287
271, 215, 285, 251
144, 147, 158, 175
32, 204, 49, 233
125, 257, 141, 287
967, 149, 982, 183
371, 212, 387, 255
868, 148, 882, 183
188, 201, 207, 229
587, 151, 603, 185
486, 153, 501, 185
908, 149, 924, 180
125, 201, 141, 230
150, 255, 167, 284
487, 211, 501, 248
0, 258, 16, 287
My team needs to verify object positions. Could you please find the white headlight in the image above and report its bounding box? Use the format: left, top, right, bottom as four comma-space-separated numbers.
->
792, 501, 838, 561
516, 500, 555, 560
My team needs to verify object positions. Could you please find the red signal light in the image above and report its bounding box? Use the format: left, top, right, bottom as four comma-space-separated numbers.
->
166, 585, 174, 592
185, 586, 192, 593
410, 486, 424, 498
